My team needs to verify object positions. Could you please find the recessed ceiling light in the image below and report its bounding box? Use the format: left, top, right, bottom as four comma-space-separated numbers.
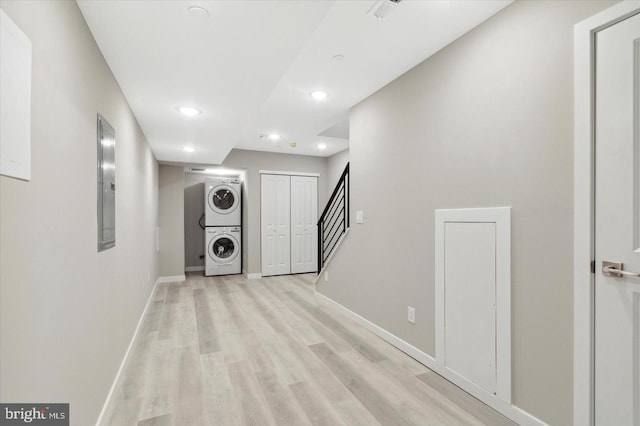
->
290, 142, 297, 148
177, 106, 201, 117
310, 90, 328, 101
182, 146, 196, 153
268, 133, 280, 141
188, 6, 210, 20
317, 143, 327, 150
332, 54, 345, 62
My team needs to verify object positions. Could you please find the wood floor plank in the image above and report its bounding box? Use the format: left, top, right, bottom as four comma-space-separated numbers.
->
176, 287, 198, 349
228, 360, 277, 426
137, 340, 177, 421
105, 273, 518, 426
200, 352, 242, 425
221, 293, 275, 372
216, 281, 276, 374
341, 352, 482, 425
157, 285, 180, 340
233, 282, 310, 385
236, 282, 380, 425
256, 371, 311, 426
187, 272, 206, 290
309, 342, 413, 426
120, 334, 153, 401
203, 279, 248, 364
192, 288, 219, 354
262, 283, 353, 353
417, 371, 517, 426
287, 291, 387, 362
165, 283, 181, 304
173, 346, 206, 425
290, 381, 346, 426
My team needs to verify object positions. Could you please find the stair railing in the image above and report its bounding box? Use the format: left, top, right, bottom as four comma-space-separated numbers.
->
317, 163, 349, 273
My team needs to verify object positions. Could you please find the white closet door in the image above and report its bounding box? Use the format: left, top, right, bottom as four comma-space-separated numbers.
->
291, 176, 317, 274
261, 174, 290, 276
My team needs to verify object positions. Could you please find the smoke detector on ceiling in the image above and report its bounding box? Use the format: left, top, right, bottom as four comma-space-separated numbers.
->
367, 0, 402, 20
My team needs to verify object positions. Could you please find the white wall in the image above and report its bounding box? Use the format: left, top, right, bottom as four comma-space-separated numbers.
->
159, 165, 185, 277
326, 148, 349, 198
317, 1, 617, 425
0, 2, 159, 425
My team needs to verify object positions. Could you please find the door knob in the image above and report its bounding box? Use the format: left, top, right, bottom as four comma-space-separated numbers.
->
602, 261, 640, 278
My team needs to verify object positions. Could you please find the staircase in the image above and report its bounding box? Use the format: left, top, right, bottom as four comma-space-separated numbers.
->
317, 163, 350, 273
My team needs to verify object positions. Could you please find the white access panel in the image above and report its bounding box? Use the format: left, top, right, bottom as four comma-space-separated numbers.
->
435, 207, 511, 404
261, 174, 290, 276
444, 222, 496, 394
291, 176, 317, 274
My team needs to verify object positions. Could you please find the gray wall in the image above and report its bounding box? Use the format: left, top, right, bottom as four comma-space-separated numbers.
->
223, 149, 328, 274
326, 149, 349, 198
184, 172, 207, 269
182, 149, 328, 274
317, 1, 616, 425
159, 165, 185, 277
0, 1, 159, 425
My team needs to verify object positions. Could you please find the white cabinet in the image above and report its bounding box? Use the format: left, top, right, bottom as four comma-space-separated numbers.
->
261, 173, 317, 276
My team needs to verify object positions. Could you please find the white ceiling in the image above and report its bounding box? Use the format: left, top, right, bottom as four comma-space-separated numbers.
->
77, 0, 512, 164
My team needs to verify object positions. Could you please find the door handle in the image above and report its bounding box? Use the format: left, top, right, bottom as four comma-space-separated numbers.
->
602, 261, 640, 278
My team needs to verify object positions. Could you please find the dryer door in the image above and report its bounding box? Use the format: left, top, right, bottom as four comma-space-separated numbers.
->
208, 184, 240, 215
208, 233, 240, 263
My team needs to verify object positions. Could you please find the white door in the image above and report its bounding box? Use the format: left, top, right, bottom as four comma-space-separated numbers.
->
261, 174, 290, 276
291, 176, 318, 274
595, 12, 640, 425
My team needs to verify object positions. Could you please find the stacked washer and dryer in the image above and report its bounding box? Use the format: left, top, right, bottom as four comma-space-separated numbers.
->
204, 177, 242, 276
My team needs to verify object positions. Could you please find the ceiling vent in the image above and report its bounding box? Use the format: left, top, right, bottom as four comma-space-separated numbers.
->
368, 0, 402, 20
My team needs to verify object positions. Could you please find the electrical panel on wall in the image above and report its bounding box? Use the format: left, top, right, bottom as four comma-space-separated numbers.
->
97, 114, 116, 251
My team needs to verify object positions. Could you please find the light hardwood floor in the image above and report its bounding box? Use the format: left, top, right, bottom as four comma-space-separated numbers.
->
103, 273, 516, 426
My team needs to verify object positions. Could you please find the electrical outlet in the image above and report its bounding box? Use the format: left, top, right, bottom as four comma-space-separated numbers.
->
356, 210, 364, 224
408, 306, 416, 324
324, 271, 329, 282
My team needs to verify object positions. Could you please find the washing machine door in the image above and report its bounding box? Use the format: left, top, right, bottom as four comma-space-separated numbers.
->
208, 233, 240, 263
208, 184, 240, 216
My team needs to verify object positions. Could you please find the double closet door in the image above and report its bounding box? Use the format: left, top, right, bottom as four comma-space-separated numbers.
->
261, 174, 317, 276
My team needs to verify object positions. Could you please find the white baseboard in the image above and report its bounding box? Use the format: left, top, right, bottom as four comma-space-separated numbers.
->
96, 277, 160, 426
314, 292, 549, 426
244, 271, 262, 280
185, 266, 204, 272
158, 274, 186, 283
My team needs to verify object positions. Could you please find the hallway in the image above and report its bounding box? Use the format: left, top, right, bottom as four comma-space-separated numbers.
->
104, 274, 514, 425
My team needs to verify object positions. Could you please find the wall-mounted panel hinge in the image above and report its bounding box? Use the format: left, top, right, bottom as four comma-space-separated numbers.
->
591, 260, 596, 274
